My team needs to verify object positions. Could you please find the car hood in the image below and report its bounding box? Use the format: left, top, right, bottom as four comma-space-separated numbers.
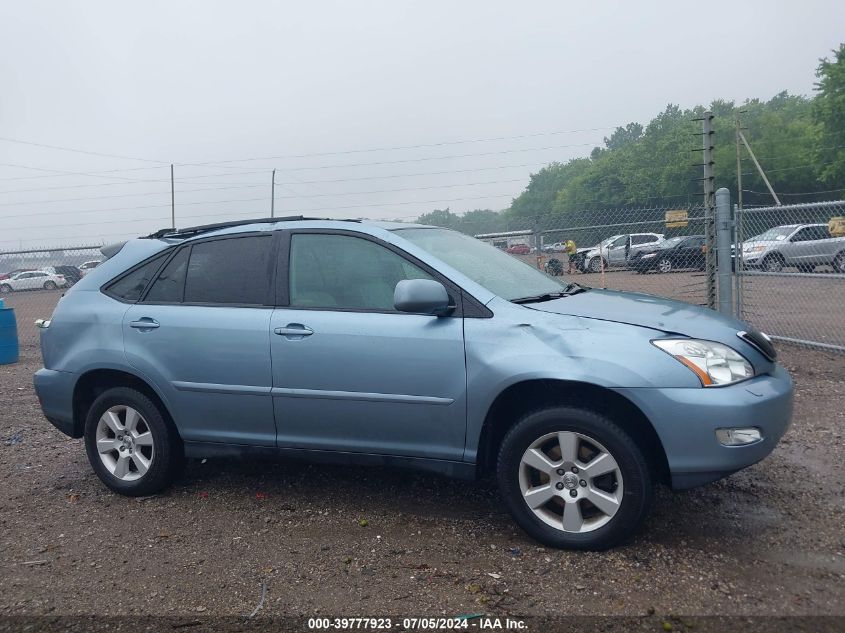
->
742, 239, 780, 248
527, 288, 749, 342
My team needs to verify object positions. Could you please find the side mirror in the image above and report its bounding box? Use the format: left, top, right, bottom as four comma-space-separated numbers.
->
394, 279, 452, 316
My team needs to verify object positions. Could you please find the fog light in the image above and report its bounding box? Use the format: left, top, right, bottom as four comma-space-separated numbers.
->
716, 427, 762, 446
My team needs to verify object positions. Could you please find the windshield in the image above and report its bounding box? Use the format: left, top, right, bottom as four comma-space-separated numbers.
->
396, 228, 567, 300
754, 227, 795, 241
659, 236, 686, 249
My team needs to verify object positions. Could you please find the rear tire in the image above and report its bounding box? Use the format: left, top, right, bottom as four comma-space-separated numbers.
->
497, 406, 652, 550
833, 252, 845, 274
84, 387, 183, 497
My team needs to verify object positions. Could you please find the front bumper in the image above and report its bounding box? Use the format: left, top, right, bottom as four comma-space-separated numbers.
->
33, 367, 80, 438
614, 364, 793, 489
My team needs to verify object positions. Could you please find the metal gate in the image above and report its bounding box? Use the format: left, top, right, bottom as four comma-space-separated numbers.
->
735, 200, 845, 351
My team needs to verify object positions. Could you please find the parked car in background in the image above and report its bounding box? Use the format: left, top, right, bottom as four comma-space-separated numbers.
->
583, 233, 665, 273
34, 217, 792, 550
43, 265, 83, 286
740, 224, 845, 273
506, 243, 531, 255
630, 235, 706, 274
0, 270, 67, 292
79, 260, 102, 276
0, 268, 35, 281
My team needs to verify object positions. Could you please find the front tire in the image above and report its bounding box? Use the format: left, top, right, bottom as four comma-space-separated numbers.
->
833, 252, 845, 274
762, 254, 784, 273
497, 406, 652, 550
0, 284, 11, 294
587, 257, 605, 273
84, 387, 183, 497
43, 281, 57, 290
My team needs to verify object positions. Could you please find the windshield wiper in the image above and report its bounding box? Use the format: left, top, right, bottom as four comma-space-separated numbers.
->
511, 283, 587, 304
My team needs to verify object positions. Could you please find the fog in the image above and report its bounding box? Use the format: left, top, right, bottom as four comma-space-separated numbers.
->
1, 0, 843, 248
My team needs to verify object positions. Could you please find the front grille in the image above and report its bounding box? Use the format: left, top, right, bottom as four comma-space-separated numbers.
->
737, 330, 777, 361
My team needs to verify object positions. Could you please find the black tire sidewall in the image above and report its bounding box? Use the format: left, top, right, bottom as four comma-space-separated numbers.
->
658, 258, 672, 273
84, 387, 181, 497
497, 406, 652, 550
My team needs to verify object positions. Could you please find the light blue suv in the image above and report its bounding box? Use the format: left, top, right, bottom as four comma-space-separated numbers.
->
34, 217, 793, 549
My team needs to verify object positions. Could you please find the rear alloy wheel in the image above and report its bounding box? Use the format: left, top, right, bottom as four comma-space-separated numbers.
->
84, 387, 183, 496
763, 254, 783, 273
0, 284, 11, 294
833, 252, 845, 274
657, 258, 673, 273
43, 281, 57, 290
497, 406, 652, 550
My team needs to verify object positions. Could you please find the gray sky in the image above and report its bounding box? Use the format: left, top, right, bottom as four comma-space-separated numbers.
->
2, 0, 844, 248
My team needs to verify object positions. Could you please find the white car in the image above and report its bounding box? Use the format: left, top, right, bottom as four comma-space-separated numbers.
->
79, 260, 102, 276
0, 270, 67, 293
582, 232, 665, 273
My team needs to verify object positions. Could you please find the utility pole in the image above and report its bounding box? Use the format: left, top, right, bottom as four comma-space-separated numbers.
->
271, 169, 276, 218
693, 111, 717, 309
170, 164, 175, 229
738, 131, 781, 206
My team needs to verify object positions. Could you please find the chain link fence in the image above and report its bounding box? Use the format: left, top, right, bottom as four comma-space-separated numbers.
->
477, 204, 713, 306
736, 200, 845, 351
1, 246, 103, 347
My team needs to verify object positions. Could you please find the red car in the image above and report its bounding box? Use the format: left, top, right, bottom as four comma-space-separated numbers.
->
506, 244, 531, 255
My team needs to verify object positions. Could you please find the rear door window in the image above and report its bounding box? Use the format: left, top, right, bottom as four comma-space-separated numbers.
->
184, 235, 273, 305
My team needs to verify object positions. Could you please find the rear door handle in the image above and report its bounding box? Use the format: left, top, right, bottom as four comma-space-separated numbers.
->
129, 318, 160, 330
274, 324, 313, 338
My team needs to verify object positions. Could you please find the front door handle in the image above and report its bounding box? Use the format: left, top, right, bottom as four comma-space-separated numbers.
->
274, 324, 313, 338
129, 318, 160, 330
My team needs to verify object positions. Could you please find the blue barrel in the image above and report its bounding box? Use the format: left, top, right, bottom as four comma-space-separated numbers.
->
0, 299, 19, 364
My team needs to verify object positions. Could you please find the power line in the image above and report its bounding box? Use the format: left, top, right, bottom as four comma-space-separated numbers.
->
179, 125, 616, 167
0, 177, 526, 209
0, 136, 166, 164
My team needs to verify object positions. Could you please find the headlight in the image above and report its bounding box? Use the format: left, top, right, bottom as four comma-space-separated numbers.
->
641, 253, 657, 259
744, 245, 766, 253
652, 339, 754, 386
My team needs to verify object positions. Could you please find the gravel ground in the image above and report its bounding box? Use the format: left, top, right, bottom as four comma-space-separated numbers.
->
0, 345, 844, 618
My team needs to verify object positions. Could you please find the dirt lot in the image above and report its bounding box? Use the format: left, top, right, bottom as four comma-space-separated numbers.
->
0, 345, 843, 619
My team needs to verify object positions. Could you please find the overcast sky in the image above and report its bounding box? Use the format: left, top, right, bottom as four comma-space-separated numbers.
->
1, 0, 844, 249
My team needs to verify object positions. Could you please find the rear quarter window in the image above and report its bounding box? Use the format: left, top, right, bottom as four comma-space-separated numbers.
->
105, 253, 169, 302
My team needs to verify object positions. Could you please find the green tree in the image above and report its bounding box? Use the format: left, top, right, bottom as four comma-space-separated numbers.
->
813, 43, 845, 186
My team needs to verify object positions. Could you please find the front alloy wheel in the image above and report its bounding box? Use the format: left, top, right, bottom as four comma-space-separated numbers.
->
519, 431, 623, 533
497, 406, 652, 550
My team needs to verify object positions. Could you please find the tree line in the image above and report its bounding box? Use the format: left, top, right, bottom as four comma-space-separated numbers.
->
418, 43, 845, 236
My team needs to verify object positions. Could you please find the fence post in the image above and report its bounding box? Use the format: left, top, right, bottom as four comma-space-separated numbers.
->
715, 188, 733, 316
702, 112, 717, 309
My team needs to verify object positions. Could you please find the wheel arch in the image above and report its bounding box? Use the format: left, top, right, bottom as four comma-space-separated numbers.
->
475, 379, 670, 484
72, 368, 176, 438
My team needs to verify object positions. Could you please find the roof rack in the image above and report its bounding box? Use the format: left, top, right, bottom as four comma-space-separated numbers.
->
144, 216, 359, 240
